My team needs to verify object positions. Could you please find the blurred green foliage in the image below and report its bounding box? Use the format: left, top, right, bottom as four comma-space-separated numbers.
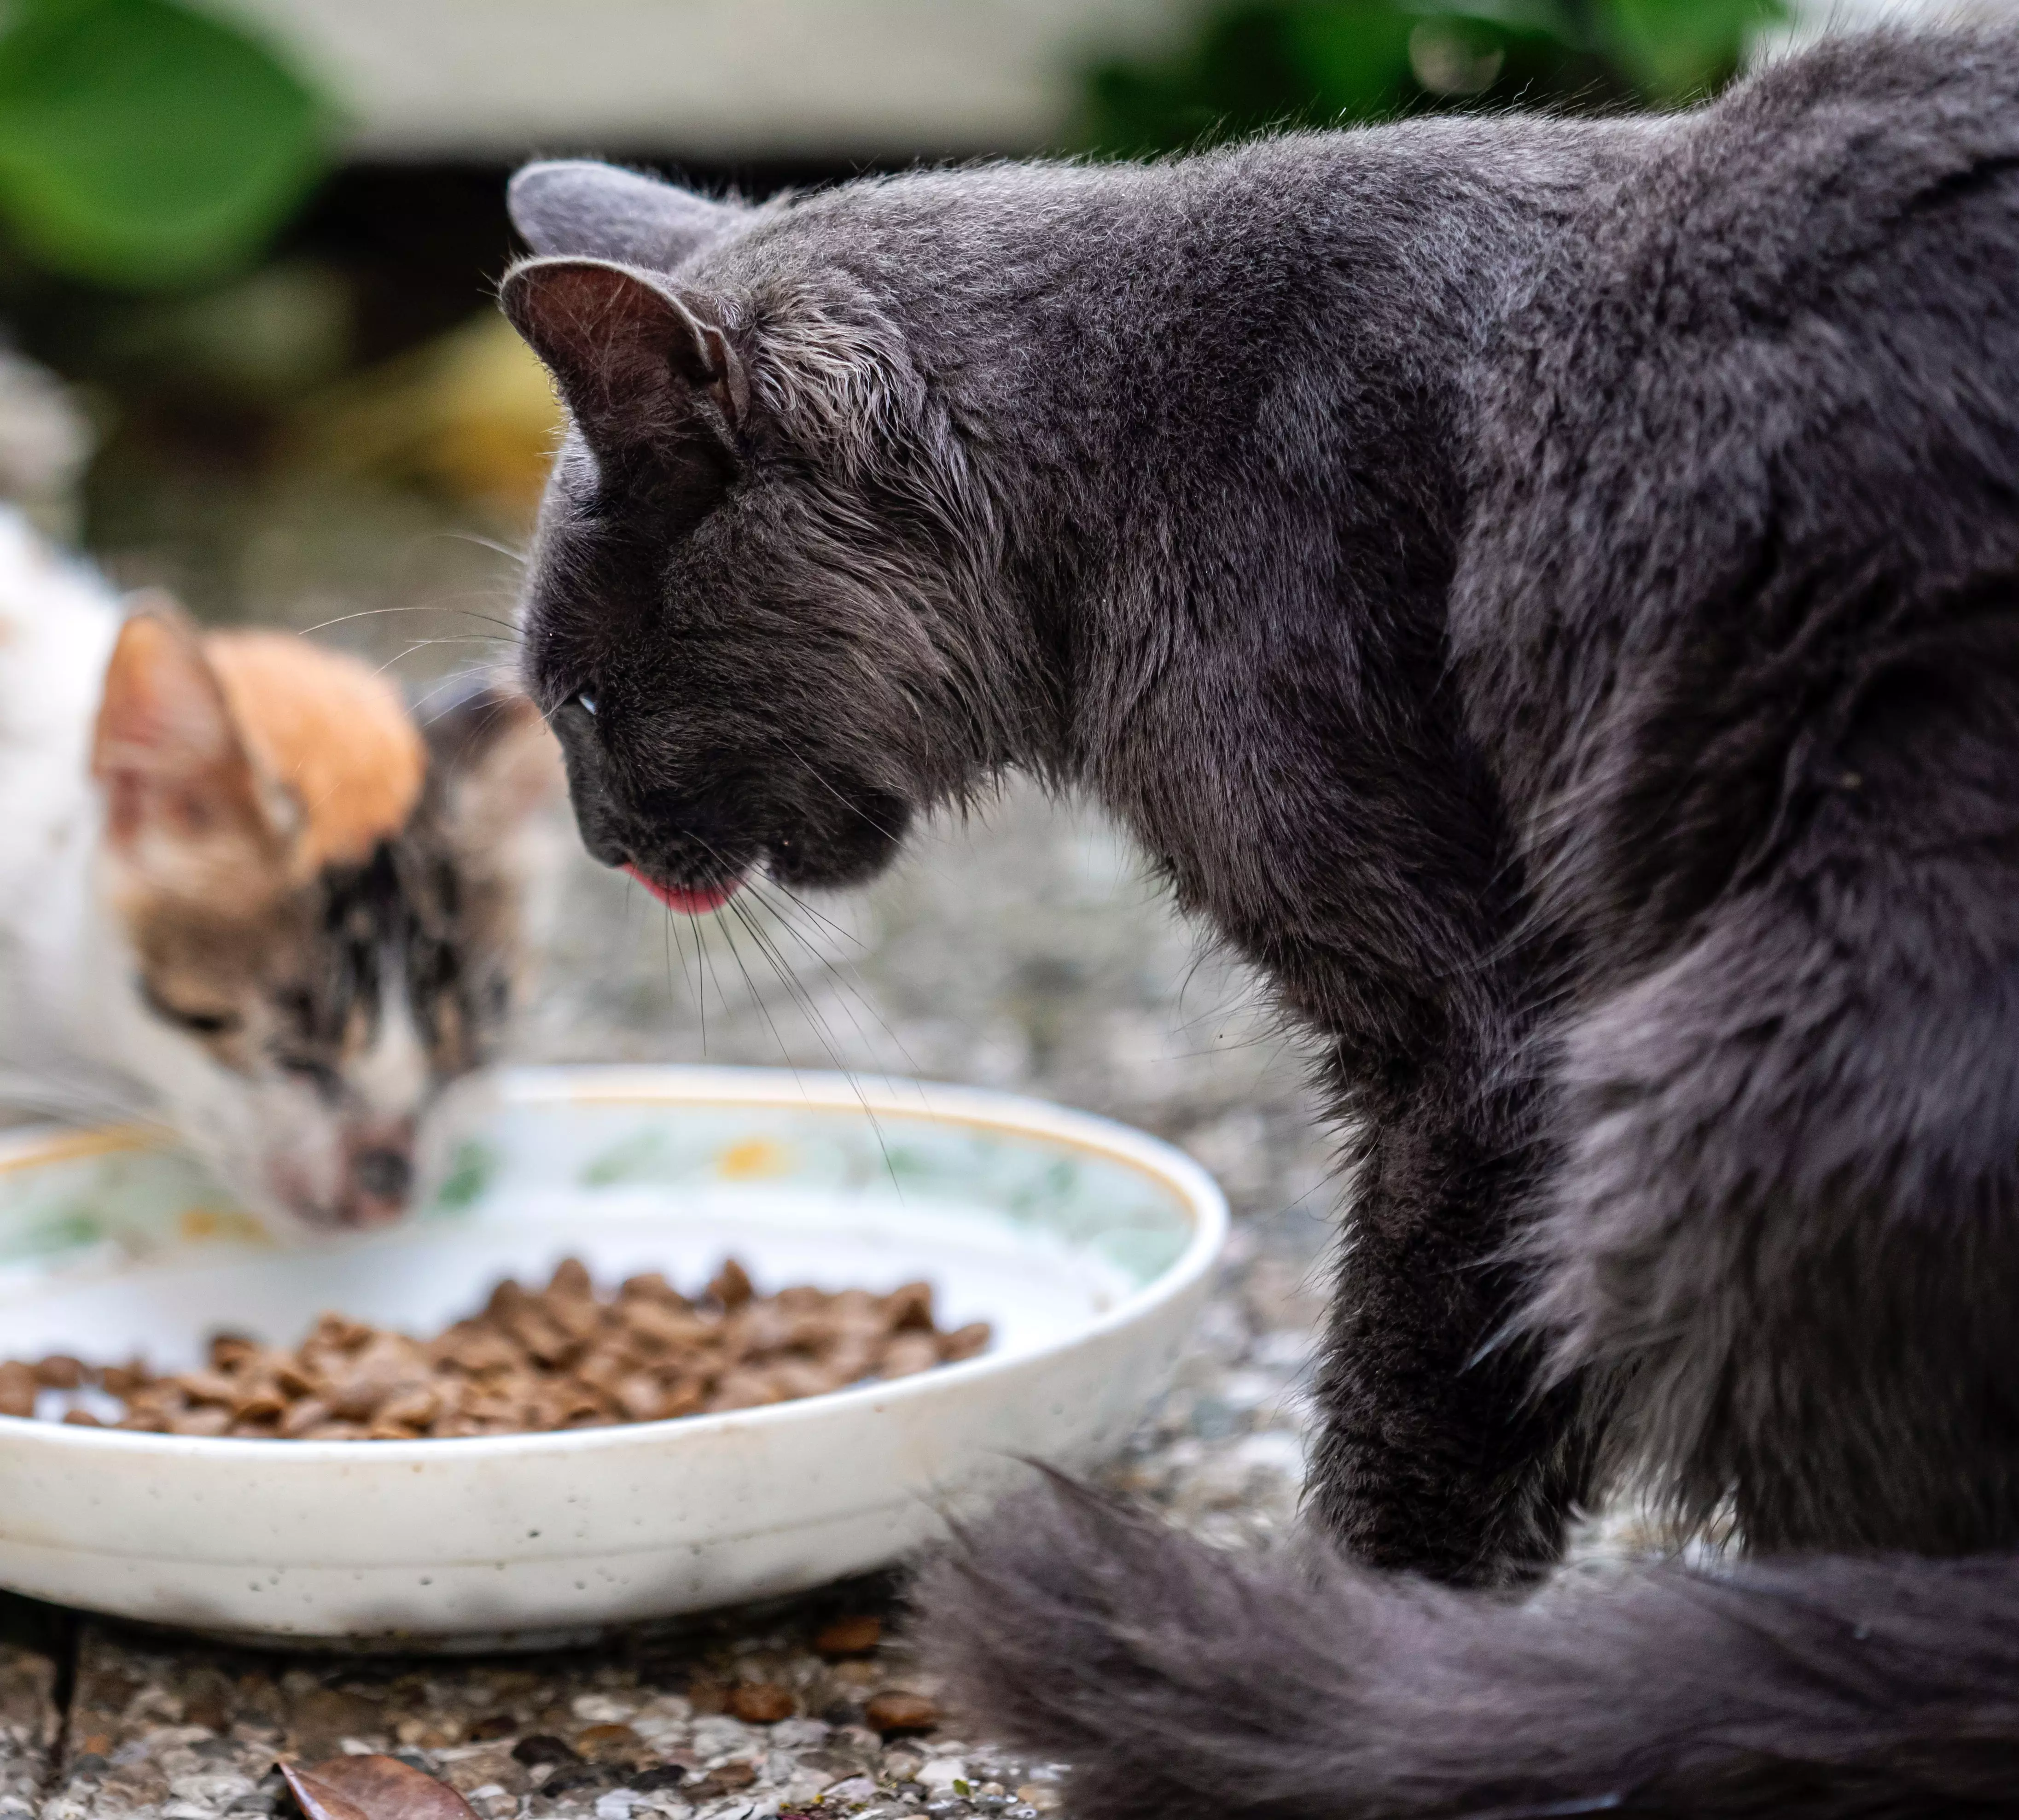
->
1084, 0, 1792, 153
0, 0, 332, 291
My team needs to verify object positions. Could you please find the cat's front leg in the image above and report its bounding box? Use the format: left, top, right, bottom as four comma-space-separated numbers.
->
1303, 1081, 1593, 1584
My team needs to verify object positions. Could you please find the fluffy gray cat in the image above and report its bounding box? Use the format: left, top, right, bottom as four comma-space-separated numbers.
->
498, 26, 2019, 1814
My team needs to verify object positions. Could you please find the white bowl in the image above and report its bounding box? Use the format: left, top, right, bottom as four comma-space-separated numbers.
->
0, 1066, 1224, 1648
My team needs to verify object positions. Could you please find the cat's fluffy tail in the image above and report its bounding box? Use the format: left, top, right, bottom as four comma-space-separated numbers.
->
915, 1477, 2019, 1820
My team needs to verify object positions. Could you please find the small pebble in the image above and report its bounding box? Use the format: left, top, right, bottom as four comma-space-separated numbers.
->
511, 1735, 579, 1767
813, 1615, 883, 1657
865, 1692, 939, 1737
726, 1683, 795, 1724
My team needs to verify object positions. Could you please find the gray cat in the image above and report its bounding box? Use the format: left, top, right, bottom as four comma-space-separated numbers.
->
498, 26, 2019, 1814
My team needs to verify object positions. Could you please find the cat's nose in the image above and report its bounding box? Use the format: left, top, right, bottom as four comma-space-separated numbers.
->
352, 1146, 412, 1205
342, 1125, 418, 1225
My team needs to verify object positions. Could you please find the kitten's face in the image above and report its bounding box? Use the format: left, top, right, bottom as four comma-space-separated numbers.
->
93, 616, 560, 1232
499, 210, 991, 915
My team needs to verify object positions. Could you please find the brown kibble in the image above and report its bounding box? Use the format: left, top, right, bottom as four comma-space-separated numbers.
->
17, 1260, 979, 1441
61, 1408, 101, 1426
169, 1406, 233, 1437
709, 1257, 754, 1310
864, 1691, 939, 1736
710, 1761, 758, 1789
207, 1333, 259, 1372
273, 1356, 319, 1398
658, 1379, 707, 1419
726, 1682, 795, 1724
813, 1614, 883, 1657
940, 1322, 992, 1362
99, 1359, 146, 1397
175, 1368, 242, 1406
431, 1322, 520, 1376
879, 1333, 942, 1379
378, 1386, 442, 1430
279, 1397, 333, 1438
0, 1361, 36, 1418
620, 1301, 712, 1353
613, 1374, 668, 1423
232, 1387, 287, 1424
881, 1281, 935, 1332
770, 1359, 842, 1400
309, 1312, 374, 1354
618, 1271, 681, 1305
709, 1369, 785, 1412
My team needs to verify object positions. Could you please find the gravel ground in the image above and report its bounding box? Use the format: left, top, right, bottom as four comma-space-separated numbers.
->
0, 777, 1344, 1820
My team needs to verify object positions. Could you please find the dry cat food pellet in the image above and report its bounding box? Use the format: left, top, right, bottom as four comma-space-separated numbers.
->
2, 1257, 990, 1439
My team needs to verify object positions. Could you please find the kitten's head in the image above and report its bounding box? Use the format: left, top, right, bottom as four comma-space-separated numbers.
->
499, 162, 1017, 916
91, 610, 562, 1232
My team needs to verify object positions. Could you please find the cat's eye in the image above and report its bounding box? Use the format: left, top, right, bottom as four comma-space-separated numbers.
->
140, 981, 240, 1037
576, 692, 598, 717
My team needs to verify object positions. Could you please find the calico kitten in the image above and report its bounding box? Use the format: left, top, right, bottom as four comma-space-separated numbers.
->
498, 25, 2019, 1815
0, 509, 561, 1231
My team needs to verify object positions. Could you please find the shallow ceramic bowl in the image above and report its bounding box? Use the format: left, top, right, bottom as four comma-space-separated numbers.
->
0, 1066, 1224, 1649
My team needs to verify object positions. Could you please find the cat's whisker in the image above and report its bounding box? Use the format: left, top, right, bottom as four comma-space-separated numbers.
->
412, 667, 520, 722
755, 874, 868, 952
769, 733, 908, 847
732, 891, 876, 1073
712, 903, 813, 1098
742, 877, 931, 1085
723, 894, 904, 1191
434, 530, 530, 567
669, 904, 706, 1055
295, 605, 523, 640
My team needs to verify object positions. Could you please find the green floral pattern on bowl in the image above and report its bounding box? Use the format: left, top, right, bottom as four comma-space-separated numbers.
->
0, 1072, 1202, 1290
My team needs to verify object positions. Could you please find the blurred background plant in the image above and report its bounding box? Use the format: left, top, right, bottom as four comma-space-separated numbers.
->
0, 0, 330, 290
0, 0, 1855, 618
1083, 0, 1791, 153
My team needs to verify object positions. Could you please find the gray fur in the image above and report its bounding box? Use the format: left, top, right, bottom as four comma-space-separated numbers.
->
508, 160, 751, 266
500, 25, 2019, 1809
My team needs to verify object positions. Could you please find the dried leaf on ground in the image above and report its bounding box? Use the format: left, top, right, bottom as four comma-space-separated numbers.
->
284, 1754, 478, 1820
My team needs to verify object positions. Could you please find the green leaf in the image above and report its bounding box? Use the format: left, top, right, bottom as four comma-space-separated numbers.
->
0, 0, 332, 290
1599, 0, 1791, 105
1281, 3, 1421, 122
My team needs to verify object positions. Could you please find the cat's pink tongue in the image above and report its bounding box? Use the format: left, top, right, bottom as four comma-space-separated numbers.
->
625, 864, 739, 914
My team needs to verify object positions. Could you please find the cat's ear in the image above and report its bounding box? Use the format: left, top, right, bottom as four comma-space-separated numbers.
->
508, 160, 748, 268
91, 604, 291, 899
500, 255, 747, 451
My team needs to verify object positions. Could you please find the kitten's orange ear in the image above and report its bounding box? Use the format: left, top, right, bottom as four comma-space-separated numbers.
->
92, 605, 287, 896
499, 256, 746, 449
